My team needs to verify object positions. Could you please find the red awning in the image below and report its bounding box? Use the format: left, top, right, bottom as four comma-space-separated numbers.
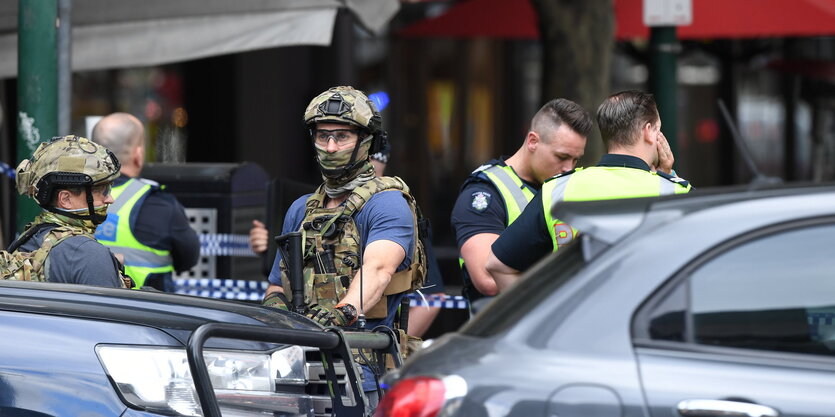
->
399, 0, 835, 40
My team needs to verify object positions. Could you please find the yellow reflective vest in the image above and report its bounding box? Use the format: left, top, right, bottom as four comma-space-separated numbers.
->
458, 163, 537, 270
94, 178, 174, 288
542, 165, 691, 251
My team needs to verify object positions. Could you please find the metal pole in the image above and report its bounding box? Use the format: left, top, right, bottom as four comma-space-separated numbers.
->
58, 0, 71, 135
17, 0, 58, 232
649, 26, 679, 156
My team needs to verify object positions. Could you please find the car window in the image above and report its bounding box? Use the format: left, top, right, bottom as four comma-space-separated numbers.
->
645, 222, 835, 357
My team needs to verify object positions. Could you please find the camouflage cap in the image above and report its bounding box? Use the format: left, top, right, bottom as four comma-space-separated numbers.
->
304, 86, 382, 134
16, 135, 121, 206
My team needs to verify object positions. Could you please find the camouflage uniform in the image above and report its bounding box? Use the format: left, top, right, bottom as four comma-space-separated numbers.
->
3, 136, 128, 287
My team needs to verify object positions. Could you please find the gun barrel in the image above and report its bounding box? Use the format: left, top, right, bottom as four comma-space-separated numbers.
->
276, 232, 306, 314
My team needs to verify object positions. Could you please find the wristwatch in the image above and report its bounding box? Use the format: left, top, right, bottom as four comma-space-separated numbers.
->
334, 303, 358, 325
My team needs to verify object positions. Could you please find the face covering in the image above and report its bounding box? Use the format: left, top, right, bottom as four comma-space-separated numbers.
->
314, 135, 373, 178
61, 205, 110, 225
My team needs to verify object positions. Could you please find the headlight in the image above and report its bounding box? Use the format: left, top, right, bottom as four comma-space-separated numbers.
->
97, 345, 306, 416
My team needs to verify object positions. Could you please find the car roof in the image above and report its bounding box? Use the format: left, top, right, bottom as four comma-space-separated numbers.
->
553, 182, 835, 248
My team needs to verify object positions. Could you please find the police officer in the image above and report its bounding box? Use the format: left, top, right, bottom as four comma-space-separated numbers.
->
486, 90, 692, 290
9, 135, 126, 287
91, 113, 200, 291
261, 86, 424, 403
451, 98, 592, 305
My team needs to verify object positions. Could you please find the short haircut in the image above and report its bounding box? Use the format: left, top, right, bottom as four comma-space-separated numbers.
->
531, 98, 593, 142
91, 113, 144, 160
597, 90, 659, 148
51, 186, 83, 207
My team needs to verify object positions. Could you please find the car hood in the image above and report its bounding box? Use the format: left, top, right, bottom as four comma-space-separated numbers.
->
0, 281, 319, 346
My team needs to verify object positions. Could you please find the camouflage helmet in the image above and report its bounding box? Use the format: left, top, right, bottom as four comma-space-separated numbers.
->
304, 86, 387, 153
16, 135, 121, 207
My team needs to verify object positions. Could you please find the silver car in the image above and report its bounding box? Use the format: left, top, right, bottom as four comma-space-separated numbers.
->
377, 184, 835, 417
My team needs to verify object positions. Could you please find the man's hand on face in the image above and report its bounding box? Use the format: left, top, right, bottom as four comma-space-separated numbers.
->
655, 131, 675, 174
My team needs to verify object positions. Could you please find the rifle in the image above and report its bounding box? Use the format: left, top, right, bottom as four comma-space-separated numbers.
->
275, 232, 306, 314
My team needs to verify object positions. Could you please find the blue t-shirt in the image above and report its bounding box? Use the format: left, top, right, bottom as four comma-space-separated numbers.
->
268, 190, 415, 391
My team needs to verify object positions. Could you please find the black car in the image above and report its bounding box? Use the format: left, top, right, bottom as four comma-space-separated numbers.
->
378, 184, 835, 417
0, 281, 398, 417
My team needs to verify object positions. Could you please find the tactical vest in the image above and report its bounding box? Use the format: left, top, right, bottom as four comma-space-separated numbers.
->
542, 166, 692, 251
1, 223, 129, 288
281, 176, 426, 319
95, 178, 174, 289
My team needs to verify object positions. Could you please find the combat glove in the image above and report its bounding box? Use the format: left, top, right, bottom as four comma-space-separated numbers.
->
307, 303, 357, 327
263, 292, 291, 311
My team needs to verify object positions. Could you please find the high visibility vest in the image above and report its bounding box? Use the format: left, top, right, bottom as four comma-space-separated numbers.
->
542, 166, 691, 251
94, 178, 174, 289
480, 164, 537, 225
458, 164, 537, 269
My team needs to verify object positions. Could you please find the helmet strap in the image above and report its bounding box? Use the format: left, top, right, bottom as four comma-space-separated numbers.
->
44, 184, 105, 224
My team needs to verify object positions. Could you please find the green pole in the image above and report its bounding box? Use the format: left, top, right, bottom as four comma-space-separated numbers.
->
17, 0, 58, 233
648, 26, 678, 156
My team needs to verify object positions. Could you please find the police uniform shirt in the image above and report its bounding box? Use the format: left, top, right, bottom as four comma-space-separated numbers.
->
451, 158, 538, 298
14, 225, 123, 287
113, 175, 200, 285
492, 154, 677, 271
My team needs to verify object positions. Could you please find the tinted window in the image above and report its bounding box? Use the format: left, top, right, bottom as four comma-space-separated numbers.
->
649, 223, 835, 356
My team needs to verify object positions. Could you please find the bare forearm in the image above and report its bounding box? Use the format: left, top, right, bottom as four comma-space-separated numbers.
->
342, 265, 391, 312
486, 250, 521, 292
341, 239, 405, 312
461, 233, 500, 296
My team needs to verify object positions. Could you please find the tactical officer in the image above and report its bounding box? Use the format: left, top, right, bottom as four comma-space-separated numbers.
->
91, 113, 199, 291
486, 90, 692, 291
250, 143, 444, 338
451, 98, 592, 305
261, 86, 425, 401
9, 135, 127, 287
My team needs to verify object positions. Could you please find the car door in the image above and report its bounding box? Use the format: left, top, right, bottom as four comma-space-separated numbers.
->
633, 218, 835, 417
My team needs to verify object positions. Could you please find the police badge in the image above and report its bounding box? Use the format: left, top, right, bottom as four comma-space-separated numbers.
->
471, 191, 491, 212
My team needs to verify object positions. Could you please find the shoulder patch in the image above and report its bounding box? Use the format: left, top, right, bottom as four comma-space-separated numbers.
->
470, 191, 492, 212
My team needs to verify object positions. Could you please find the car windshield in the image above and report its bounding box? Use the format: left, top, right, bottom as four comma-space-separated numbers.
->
461, 241, 587, 337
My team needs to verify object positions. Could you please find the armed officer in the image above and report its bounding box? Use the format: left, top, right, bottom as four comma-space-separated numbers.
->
261, 86, 425, 403
91, 113, 199, 291
486, 90, 691, 291
8, 135, 127, 287
451, 98, 592, 305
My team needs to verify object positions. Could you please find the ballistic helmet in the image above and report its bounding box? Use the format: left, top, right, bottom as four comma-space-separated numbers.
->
304, 86, 387, 154
16, 135, 120, 222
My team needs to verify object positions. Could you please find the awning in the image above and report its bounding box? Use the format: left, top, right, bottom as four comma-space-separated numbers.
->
399, 0, 835, 40
0, 0, 399, 79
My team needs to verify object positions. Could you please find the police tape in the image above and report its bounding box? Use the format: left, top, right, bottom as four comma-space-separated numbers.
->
173, 278, 468, 309
199, 234, 258, 257
0, 161, 14, 179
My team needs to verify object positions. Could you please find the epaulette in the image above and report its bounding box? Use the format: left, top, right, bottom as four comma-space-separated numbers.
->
656, 170, 691, 188
137, 177, 162, 190
471, 163, 493, 175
